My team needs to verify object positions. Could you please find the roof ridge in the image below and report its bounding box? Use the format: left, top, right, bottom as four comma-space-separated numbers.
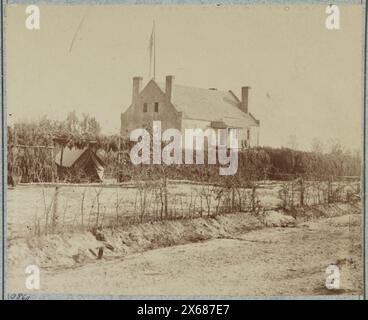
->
156, 81, 231, 94
152, 80, 259, 127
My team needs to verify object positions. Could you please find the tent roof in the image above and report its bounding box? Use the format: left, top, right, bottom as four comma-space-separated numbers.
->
55, 147, 105, 169
55, 147, 88, 168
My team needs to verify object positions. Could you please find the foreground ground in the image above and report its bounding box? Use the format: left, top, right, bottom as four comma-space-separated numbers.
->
8, 213, 363, 296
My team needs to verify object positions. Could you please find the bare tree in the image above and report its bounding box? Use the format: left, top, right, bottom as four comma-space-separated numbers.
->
287, 134, 299, 150
311, 137, 324, 154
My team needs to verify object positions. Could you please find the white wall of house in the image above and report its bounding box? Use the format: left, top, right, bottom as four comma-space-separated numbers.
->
181, 118, 259, 149
249, 126, 260, 147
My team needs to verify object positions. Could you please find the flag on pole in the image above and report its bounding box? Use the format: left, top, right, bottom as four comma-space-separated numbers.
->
148, 21, 155, 79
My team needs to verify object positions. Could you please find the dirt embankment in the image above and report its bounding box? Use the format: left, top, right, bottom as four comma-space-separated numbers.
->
7, 202, 361, 272
8, 206, 363, 296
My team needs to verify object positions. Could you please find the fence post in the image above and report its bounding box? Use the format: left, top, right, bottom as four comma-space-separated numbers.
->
52, 186, 59, 231
327, 178, 332, 203
51, 146, 55, 182
251, 185, 256, 212
300, 177, 304, 206
164, 175, 168, 218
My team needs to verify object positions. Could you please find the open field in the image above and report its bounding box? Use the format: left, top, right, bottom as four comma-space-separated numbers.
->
6, 179, 362, 296
7, 180, 359, 238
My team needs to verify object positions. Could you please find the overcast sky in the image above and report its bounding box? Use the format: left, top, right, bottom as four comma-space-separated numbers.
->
5, 4, 364, 151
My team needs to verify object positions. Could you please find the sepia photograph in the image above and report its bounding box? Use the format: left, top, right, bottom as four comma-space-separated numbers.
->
2, 2, 365, 299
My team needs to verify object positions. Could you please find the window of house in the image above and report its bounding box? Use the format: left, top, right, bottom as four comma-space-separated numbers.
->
154, 102, 159, 113
228, 128, 237, 138
227, 128, 238, 148
247, 128, 250, 140
143, 103, 148, 113
218, 130, 227, 146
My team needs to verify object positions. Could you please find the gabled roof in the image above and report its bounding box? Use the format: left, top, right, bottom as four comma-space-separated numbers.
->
54, 147, 105, 182
157, 82, 259, 128
55, 147, 88, 167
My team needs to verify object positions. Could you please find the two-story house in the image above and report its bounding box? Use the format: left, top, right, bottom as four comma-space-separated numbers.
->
121, 75, 260, 148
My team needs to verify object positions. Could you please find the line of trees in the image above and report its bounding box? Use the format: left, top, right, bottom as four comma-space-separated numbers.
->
7, 114, 361, 184
103, 146, 361, 184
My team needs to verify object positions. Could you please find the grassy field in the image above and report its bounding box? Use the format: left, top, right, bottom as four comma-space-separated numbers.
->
6, 179, 362, 296
7, 180, 359, 239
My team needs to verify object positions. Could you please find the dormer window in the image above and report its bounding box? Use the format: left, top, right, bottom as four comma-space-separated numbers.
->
143, 103, 148, 113
154, 102, 159, 113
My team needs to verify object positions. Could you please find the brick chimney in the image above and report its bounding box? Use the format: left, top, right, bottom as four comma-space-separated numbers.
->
165, 75, 174, 102
240, 86, 250, 113
132, 76, 143, 104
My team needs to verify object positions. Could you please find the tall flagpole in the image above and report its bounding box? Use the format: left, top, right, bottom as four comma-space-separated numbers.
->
153, 20, 156, 80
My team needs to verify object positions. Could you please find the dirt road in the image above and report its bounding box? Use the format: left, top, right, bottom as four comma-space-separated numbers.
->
8, 214, 362, 297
